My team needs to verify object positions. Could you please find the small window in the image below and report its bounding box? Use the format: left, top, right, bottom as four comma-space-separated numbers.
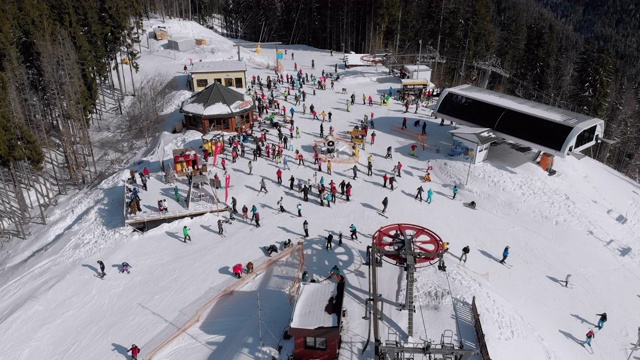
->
225, 78, 233, 87
215, 78, 222, 84
196, 79, 208, 88
304, 336, 327, 350
235, 77, 244, 88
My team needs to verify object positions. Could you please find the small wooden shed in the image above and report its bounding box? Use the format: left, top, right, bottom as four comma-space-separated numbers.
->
289, 281, 345, 360
153, 26, 168, 40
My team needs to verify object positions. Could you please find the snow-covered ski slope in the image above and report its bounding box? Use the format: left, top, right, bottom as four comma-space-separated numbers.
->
1, 18, 640, 360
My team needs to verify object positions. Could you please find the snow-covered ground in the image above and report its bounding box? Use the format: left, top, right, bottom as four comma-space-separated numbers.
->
1, 18, 640, 360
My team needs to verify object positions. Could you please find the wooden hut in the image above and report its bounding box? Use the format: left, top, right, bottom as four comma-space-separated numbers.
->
180, 82, 255, 134
289, 281, 345, 360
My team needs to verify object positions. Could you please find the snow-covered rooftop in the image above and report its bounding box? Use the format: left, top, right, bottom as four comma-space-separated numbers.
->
190, 61, 247, 73
290, 282, 339, 329
451, 127, 498, 145
344, 54, 374, 67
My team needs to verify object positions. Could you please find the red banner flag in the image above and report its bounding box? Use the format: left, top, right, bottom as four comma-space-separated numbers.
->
225, 174, 231, 203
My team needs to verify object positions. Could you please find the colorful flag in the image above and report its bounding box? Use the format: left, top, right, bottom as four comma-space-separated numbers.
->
225, 174, 231, 203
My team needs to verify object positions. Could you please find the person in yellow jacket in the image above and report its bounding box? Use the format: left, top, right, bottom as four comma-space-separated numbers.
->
327, 160, 332, 175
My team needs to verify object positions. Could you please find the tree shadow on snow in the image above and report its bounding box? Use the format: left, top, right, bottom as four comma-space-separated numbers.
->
111, 343, 130, 358
478, 249, 499, 262
558, 329, 583, 345
82, 264, 100, 276
570, 314, 596, 327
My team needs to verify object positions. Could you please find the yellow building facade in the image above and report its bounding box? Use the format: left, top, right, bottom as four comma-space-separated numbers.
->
189, 61, 247, 92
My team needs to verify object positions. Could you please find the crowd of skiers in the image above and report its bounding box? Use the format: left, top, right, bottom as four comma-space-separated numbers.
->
111, 55, 533, 359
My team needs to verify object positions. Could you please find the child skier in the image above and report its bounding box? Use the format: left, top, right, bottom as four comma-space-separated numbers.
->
183, 226, 191, 242
583, 329, 595, 347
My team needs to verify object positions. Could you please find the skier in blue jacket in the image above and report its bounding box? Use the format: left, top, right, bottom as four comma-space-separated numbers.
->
350, 224, 358, 240
499, 246, 510, 264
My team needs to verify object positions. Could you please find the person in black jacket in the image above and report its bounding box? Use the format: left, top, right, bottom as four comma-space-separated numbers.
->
460, 246, 470, 263
266, 244, 279, 256
303, 220, 309, 238
381, 197, 388, 214
326, 234, 334, 250
596, 313, 607, 329
97, 260, 106, 278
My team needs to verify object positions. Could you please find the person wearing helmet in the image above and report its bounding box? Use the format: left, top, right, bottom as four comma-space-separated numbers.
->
128, 344, 140, 360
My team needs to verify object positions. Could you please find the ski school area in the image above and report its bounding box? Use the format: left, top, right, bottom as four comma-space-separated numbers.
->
1, 18, 640, 360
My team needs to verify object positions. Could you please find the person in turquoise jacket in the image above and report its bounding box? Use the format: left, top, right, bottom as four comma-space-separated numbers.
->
499, 246, 510, 264
427, 188, 434, 204
452, 185, 458, 200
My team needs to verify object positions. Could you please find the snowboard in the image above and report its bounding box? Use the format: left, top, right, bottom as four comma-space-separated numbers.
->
377, 212, 388, 218
95, 274, 105, 280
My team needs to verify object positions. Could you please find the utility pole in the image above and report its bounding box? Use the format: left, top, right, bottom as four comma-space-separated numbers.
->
417, 39, 422, 80
395, 7, 402, 56
435, 0, 445, 82
257, 293, 264, 359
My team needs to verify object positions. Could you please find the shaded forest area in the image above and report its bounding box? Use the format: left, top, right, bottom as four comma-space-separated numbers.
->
0, 0, 143, 238
212, 0, 640, 179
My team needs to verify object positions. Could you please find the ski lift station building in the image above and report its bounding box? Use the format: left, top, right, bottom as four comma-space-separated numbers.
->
289, 281, 345, 360
434, 85, 605, 158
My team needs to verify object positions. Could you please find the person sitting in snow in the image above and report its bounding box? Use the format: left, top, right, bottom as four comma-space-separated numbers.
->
121, 262, 131, 274
246, 262, 254, 274
266, 244, 279, 256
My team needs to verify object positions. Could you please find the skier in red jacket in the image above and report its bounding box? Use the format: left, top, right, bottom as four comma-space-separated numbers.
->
128, 344, 140, 360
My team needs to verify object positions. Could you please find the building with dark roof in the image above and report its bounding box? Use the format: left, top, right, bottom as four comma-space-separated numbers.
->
434, 85, 604, 157
180, 82, 254, 134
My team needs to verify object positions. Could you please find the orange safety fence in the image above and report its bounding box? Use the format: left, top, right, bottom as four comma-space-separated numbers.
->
143, 244, 303, 360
